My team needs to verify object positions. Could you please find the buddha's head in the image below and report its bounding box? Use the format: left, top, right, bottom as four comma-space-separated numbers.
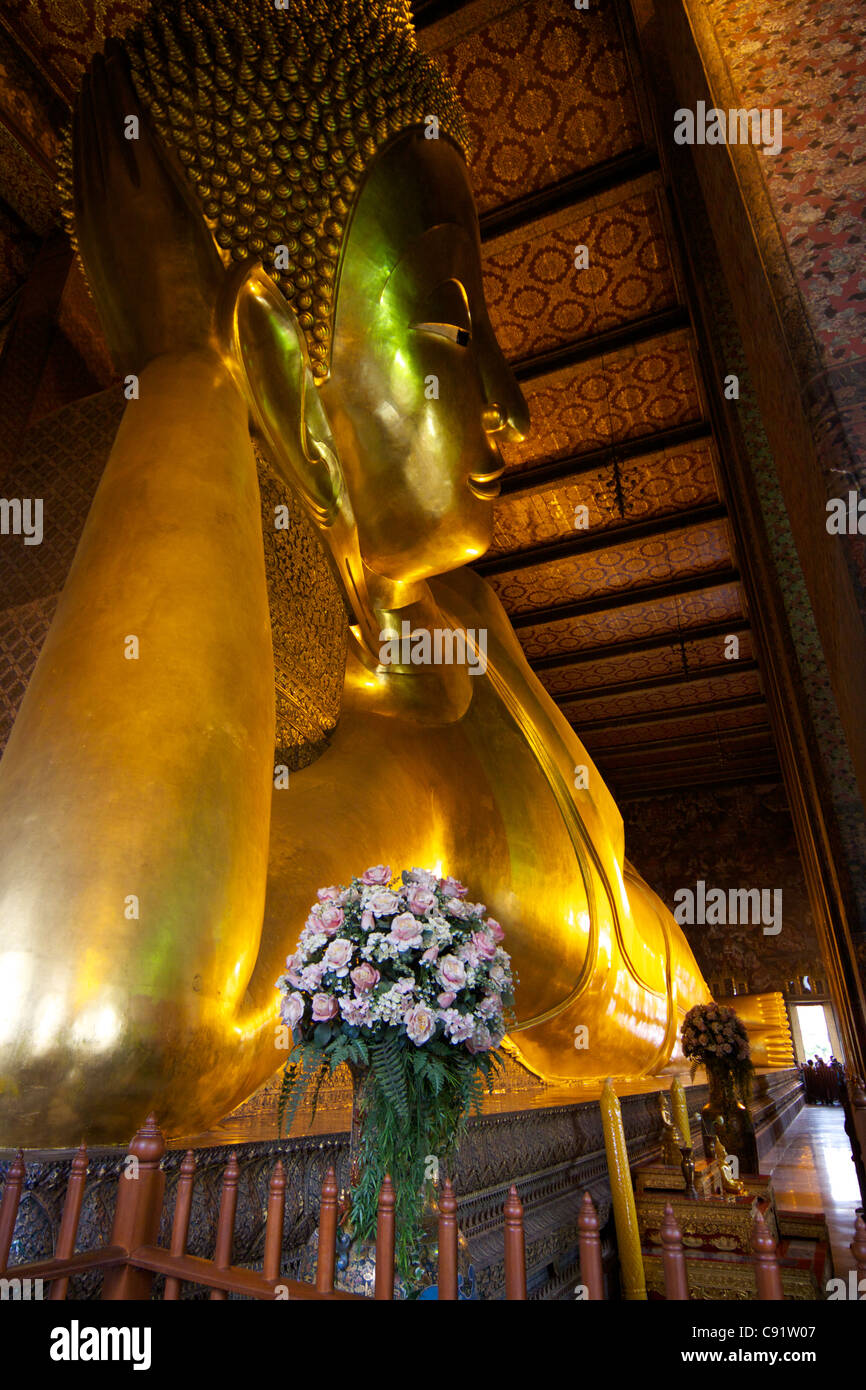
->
82, 0, 529, 590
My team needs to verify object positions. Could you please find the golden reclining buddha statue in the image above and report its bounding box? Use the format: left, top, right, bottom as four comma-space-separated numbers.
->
0, 0, 715, 1147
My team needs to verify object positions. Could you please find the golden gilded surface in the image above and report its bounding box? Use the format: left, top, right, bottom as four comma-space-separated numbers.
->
600, 1079, 647, 1300
0, 3, 711, 1146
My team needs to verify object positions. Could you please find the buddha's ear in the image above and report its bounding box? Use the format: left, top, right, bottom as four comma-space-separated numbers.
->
220, 261, 342, 524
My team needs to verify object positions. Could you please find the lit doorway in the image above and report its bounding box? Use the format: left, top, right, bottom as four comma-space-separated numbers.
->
792, 1003, 836, 1062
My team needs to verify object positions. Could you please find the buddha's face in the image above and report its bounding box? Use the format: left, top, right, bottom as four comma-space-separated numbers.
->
318, 131, 529, 584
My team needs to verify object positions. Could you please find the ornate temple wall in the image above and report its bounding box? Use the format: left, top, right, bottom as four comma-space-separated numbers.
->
623, 781, 824, 998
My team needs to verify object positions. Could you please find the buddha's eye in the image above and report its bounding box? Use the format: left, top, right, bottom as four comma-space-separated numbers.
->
411, 278, 472, 346
413, 322, 471, 346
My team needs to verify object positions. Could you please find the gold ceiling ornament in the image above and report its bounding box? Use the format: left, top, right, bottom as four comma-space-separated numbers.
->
57, 0, 469, 380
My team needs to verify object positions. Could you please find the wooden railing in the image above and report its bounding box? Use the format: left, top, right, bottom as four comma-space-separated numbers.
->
2, 1113, 864, 1300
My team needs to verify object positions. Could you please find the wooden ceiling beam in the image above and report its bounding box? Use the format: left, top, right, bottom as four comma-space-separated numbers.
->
554, 659, 759, 706
531, 620, 749, 672
508, 567, 740, 628
478, 500, 727, 577
478, 147, 661, 242
576, 694, 766, 734
511, 305, 690, 384
591, 724, 773, 760
614, 762, 782, 799
499, 421, 713, 498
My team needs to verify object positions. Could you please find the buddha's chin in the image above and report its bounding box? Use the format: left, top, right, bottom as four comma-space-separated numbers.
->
364, 509, 493, 583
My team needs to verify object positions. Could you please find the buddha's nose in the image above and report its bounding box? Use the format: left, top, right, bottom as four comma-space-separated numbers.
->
479, 337, 530, 443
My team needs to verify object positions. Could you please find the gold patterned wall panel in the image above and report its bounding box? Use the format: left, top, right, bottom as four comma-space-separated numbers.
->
483, 189, 678, 360
425, 0, 643, 213
516, 581, 746, 661
500, 333, 703, 476
490, 518, 733, 617
0, 1, 152, 96
0, 594, 58, 750
489, 444, 719, 556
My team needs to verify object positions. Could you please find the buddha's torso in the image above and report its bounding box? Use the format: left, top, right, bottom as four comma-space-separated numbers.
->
258, 567, 700, 1082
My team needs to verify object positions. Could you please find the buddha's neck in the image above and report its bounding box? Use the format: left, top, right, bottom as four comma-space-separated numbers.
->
344, 564, 476, 723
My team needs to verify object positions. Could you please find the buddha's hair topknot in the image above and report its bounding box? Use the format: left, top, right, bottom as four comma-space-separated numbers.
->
59, 0, 469, 380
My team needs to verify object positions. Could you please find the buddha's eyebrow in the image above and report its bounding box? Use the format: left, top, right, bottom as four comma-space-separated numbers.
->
380, 222, 474, 300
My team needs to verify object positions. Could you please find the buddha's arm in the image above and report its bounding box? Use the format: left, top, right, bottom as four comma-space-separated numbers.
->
0, 350, 274, 1064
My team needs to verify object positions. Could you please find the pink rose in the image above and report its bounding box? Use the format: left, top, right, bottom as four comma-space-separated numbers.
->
323, 938, 353, 972
422, 946, 439, 964
280, 993, 305, 1029
440, 876, 468, 898
457, 942, 480, 968
389, 913, 424, 949
361, 909, 375, 932
437, 991, 456, 1008
366, 889, 400, 917
317, 885, 340, 902
350, 962, 380, 992
437, 955, 467, 991
486, 918, 505, 942
311, 992, 338, 1021
405, 885, 437, 915
404, 1004, 437, 1045
318, 902, 345, 934
444, 897, 471, 919
472, 930, 497, 962
361, 865, 392, 885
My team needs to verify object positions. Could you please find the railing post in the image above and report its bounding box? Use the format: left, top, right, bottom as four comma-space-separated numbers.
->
0, 1150, 24, 1274
314, 1166, 338, 1294
437, 1178, 458, 1301
660, 1202, 689, 1300
102, 1114, 166, 1300
49, 1142, 88, 1301
504, 1184, 527, 1300
851, 1212, 866, 1285
264, 1160, 286, 1288
578, 1191, 604, 1300
164, 1151, 196, 1301
210, 1154, 239, 1301
374, 1174, 395, 1300
752, 1209, 784, 1300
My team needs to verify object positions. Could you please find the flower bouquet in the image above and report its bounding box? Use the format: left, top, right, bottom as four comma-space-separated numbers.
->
275, 865, 516, 1282
680, 1001, 757, 1170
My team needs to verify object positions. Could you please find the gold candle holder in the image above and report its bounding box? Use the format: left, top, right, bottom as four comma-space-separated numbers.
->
670, 1077, 691, 1147
600, 1077, 647, 1300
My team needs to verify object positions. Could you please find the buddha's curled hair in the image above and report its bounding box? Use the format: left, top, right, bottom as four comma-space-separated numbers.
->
59, 0, 469, 380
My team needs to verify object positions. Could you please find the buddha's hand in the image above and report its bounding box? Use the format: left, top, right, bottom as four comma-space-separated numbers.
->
72, 39, 226, 371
